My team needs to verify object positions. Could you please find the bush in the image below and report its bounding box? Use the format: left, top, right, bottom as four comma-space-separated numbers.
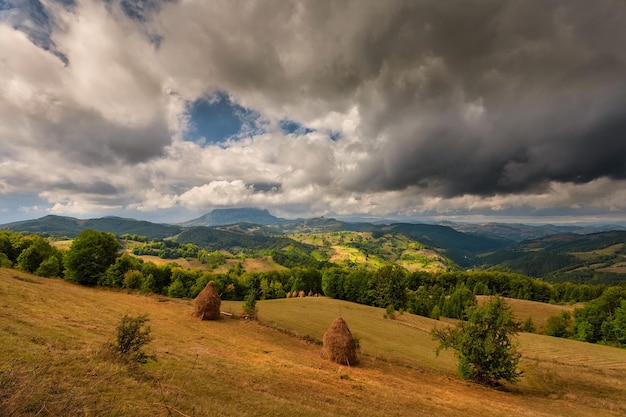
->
108, 314, 154, 364
243, 290, 258, 319
385, 304, 395, 319
432, 296, 522, 385
522, 317, 536, 333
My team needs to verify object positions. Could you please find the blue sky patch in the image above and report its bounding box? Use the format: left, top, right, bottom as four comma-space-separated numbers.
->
186, 92, 260, 145
329, 131, 341, 141
279, 119, 315, 136
1, 0, 69, 65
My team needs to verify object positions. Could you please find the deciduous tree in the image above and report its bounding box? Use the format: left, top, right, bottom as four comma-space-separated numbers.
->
64, 230, 119, 286
432, 296, 522, 385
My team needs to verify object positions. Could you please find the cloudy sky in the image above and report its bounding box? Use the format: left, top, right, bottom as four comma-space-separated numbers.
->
1, 0, 626, 225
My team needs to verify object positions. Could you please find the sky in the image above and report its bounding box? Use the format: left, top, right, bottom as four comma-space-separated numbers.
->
1, 0, 626, 225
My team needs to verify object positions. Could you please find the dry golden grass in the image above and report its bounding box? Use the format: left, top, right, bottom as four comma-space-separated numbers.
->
2, 268, 626, 416
476, 296, 576, 333
49, 240, 73, 250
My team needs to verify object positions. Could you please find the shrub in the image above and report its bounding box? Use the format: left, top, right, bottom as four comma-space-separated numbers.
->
108, 314, 154, 364
243, 290, 258, 319
385, 304, 395, 319
522, 317, 536, 333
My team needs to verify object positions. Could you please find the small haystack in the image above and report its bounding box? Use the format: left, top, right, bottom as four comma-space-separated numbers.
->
193, 281, 221, 320
321, 317, 359, 366
291, 290, 298, 298
286, 292, 292, 298
298, 290, 306, 298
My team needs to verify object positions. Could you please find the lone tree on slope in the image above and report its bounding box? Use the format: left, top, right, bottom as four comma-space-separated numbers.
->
431, 296, 523, 386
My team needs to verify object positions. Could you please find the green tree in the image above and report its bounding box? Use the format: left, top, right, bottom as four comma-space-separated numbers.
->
604, 300, 626, 346
123, 270, 144, 290
442, 284, 476, 319
544, 312, 572, 338
100, 254, 142, 287
35, 255, 62, 278
432, 296, 522, 385
141, 273, 156, 293
573, 286, 626, 343
16, 236, 56, 274
368, 265, 408, 310
64, 230, 119, 286
322, 267, 346, 299
167, 279, 188, 298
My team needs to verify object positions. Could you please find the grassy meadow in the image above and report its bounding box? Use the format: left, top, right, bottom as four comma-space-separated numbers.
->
1, 268, 626, 416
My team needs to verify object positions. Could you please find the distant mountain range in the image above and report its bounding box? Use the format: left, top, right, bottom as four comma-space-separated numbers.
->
2, 208, 625, 281
441, 221, 626, 242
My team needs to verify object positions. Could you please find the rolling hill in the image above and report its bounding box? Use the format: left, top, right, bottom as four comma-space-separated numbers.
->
479, 231, 626, 283
444, 222, 626, 242
3, 210, 625, 281
2, 268, 625, 416
0, 215, 182, 240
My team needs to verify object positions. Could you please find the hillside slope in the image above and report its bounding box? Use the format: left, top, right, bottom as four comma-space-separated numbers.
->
2, 269, 625, 416
480, 231, 626, 283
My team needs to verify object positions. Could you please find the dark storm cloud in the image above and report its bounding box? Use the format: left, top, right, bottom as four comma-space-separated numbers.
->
313, 0, 626, 197
56, 180, 119, 195
24, 105, 171, 166
166, 0, 625, 198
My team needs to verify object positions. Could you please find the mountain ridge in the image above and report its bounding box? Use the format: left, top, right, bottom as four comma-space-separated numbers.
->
182, 207, 286, 226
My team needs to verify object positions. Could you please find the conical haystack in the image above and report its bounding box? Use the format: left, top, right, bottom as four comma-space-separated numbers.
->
193, 281, 221, 320
321, 317, 359, 366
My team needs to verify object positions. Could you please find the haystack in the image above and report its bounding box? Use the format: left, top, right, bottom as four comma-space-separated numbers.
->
298, 290, 306, 298
193, 281, 221, 320
321, 317, 359, 366
286, 292, 292, 298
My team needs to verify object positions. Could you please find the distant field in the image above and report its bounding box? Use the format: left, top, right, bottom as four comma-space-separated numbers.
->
291, 231, 448, 272
2, 269, 625, 416
130, 251, 285, 274
476, 296, 576, 333
213, 256, 288, 274
570, 243, 624, 259
49, 239, 73, 249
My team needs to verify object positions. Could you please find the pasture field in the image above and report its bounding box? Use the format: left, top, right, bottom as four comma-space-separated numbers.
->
1, 268, 625, 416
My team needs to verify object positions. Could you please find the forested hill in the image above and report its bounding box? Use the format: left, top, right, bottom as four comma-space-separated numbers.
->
381, 223, 510, 265
479, 231, 626, 284
0, 215, 182, 240
3, 213, 626, 282
443, 221, 626, 242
